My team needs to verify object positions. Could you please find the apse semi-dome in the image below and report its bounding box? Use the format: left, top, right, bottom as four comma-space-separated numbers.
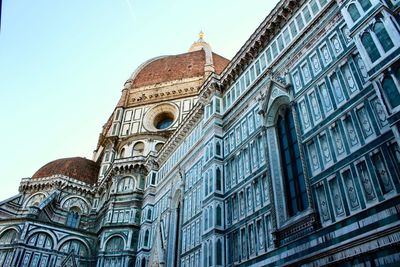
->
32, 157, 100, 185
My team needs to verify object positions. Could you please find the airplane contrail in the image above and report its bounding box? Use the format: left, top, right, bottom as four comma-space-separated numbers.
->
124, 0, 135, 21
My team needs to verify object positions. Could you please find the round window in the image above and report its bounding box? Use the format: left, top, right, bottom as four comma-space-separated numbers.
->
154, 112, 175, 130
143, 103, 178, 132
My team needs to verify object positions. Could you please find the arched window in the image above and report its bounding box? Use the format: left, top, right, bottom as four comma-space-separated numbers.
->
216, 141, 221, 156
204, 175, 209, 196
216, 168, 222, 191
348, 3, 361, 22
155, 143, 164, 152
133, 142, 145, 155
104, 151, 110, 162
104, 145, 111, 161
27, 232, 53, 249
143, 230, 150, 247
147, 209, 152, 221
208, 207, 213, 228
203, 243, 208, 267
204, 213, 208, 231
374, 21, 394, 52
141, 258, 146, 267
216, 239, 222, 265
216, 205, 222, 226
60, 239, 88, 257
209, 172, 213, 194
66, 207, 81, 228
382, 75, 400, 109
361, 32, 380, 63
276, 108, 307, 216
120, 148, 126, 158
0, 229, 17, 245
208, 240, 212, 266
117, 177, 134, 192
139, 176, 145, 189
105, 236, 124, 252
358, 0, 372, 11
151, 172, 157, 185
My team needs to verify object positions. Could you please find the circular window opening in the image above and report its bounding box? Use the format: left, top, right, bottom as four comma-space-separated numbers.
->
154, 112, 175, 130
143, 103, 178, 132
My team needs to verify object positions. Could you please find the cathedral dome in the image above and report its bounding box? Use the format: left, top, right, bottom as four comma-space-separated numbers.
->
126, 33, 229, 89
32, 157, 100, 185
128, 51, 229, 88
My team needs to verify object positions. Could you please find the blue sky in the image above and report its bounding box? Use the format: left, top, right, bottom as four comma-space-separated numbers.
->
0, 0, 279, 199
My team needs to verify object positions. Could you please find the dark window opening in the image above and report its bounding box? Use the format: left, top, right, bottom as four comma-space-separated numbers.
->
277, 108, 308, 216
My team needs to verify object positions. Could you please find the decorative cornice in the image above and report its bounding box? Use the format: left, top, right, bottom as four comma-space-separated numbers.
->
19, 175, 96, 195
219, 0, 306, 89
126, 77, 203, 108
284, 5, 341, 71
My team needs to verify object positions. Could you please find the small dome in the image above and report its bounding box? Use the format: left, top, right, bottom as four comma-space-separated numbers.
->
32, 157, 100, 185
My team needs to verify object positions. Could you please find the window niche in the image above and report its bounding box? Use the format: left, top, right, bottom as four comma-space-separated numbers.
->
143, 230, 150, 247
358, 15, 398, 67
216, 204, 223, 227
370, 151, 394, 195
276, 107, 308, 217
215, 140, 222, 157
380, 73, 400, 110
355, 159, 377, 204
117, 176, 134, 193
66, 207, 81, 228
132, 142, 145, 156
316, 183, 331, 224
328, 176, 346, 218
341, 168, 361, 212
215, 167, 222, 192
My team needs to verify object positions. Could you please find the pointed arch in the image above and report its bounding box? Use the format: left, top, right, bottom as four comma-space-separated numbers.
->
261, 86, 310, 224
143, 229, 150, 247
276, 107, 308, 216
265, 94, 291, 127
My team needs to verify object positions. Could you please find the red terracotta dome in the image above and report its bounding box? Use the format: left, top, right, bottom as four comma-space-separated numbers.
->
130, 50, 229, 88
32, 157, 100, 185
